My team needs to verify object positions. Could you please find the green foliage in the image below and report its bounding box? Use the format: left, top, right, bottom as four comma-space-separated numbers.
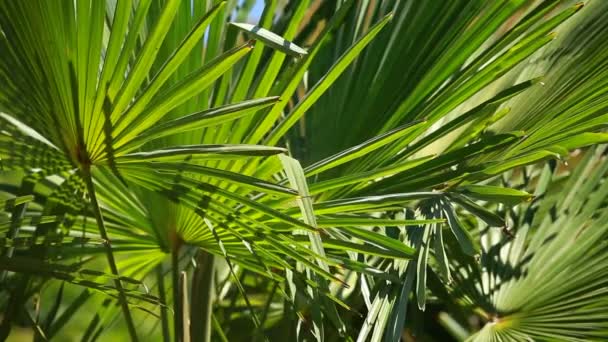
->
0, 0, 607, 341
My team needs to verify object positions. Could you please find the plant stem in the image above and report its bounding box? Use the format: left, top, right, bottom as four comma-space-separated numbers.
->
190, 250, 215, 342
156, 264, 171, 342
172, 245, 183, 342
181, 271, 191, 342
82, 169, 138, 341
253, 281, 278, 342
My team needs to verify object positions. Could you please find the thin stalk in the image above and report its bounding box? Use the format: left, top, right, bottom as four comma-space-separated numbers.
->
190, 250, 215, 342
82, 169, 138, 341
172, 245, 183, 342
212, 315, 229, 342
181, 271, 191, 342
253, 281, 278, 342
156, 264, 171, 342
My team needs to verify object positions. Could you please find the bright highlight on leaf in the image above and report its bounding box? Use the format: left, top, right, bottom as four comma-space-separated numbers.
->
230, 22, 308, 57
